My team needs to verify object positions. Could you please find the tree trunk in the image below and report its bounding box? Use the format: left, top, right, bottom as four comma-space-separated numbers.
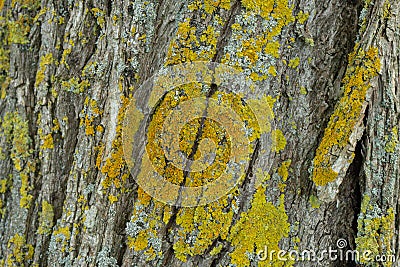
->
0, 0, 399, 266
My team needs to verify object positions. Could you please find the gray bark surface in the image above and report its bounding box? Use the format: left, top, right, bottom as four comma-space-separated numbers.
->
0, 0, 398, 266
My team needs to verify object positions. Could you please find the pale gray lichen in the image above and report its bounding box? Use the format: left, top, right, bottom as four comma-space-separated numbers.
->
97, 247, 118, 267
126, 215, 149, 237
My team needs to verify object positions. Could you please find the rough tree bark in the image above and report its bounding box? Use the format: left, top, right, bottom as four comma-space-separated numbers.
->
0, 0, 399, 266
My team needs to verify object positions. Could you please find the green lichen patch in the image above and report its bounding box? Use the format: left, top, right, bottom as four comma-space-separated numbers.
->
309, 195, 321, 209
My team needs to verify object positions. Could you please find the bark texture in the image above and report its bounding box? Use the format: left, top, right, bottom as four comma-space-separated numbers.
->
0, 0, 399, 266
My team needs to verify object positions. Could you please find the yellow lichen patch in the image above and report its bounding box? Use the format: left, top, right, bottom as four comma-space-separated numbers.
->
91, 8, 105, 28
272, 129, 286, 153
127, 193, 165, 261
312, 46, 381, 186
228, 191, 290, 266
165, 19, 220, 65
80, 97, 103, 136
6, 234, 34, 266
11, 0, 39, 9
165, 18, 200, 65
95, 143, 105, 170
278, 160, 291, 181
7, 15, 31, 44
268, 65, 277, 76
1, 112, 31, 168
241, 0, 274, 19
128, 231, 148, 251
166, 0, 231, 66
288, 57, 300, 69
204, 0, 231, 14
210, 244, 223, 255
300, 86, 307, 95
173, 196, 235, 261
248, 95, 275, 135
1, 112, 34, 209
296, 10, 309, 24
52, 225, 71, 252
101, 142, 126, 189
101, 96, 131, 189
35, 53, 53, 87
270, 0, 295, 35
200, 25, 218, 47
385, 126, 398, 153
108, 194, 118, 204
41, 133, 54, 149
356, 206, 394, 266
382, 0, 391, 19
52, 118, 60, 132
0, 178, 7, 193
146, 85, 260, 190
38, 200, 54, 235
61, 77, 90, 94
222, 0, 296, 81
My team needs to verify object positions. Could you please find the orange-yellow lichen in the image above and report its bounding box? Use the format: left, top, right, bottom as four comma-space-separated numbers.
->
91, 8, 105, 28
101, 96, 131, 189
80, 98, 103, 136
7, 15, 31, 44
312, 45, 381, 186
